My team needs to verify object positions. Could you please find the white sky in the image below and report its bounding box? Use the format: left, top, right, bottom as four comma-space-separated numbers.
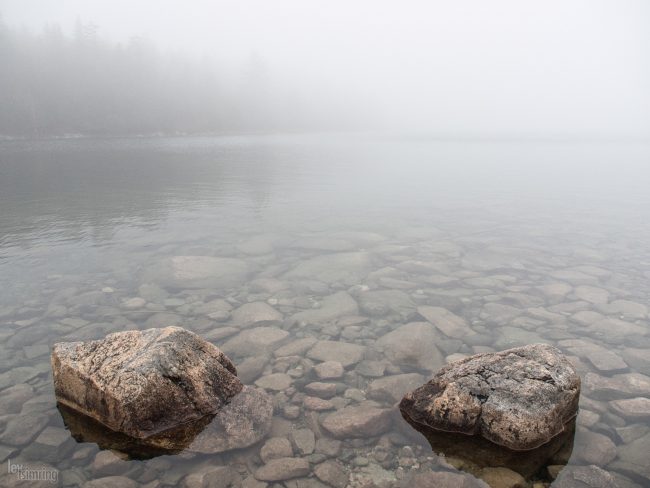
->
2, 0, 649, 136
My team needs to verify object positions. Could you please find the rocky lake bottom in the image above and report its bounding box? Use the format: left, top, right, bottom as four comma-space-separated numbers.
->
0, 136, 649, 487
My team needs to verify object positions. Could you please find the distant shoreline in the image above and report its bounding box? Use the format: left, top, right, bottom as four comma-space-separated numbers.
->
1, 131, 649, 144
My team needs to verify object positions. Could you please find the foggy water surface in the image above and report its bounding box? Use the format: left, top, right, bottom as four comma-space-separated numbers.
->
1, 135, 649, 487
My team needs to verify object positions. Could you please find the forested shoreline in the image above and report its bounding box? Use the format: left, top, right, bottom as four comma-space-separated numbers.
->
0, 19, 365, 137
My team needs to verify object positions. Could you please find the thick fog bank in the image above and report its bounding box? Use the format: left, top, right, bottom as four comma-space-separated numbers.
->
1, 0, 649, 138
0, 20, 372, 137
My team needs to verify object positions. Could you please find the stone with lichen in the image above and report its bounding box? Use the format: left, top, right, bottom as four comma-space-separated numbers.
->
400, 343, 580, 451
51, 326, 243, 439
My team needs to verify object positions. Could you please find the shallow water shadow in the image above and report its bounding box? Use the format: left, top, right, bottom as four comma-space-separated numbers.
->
58, 403, 212, 460
399, 410, 575, 480
56, 385, 273, 460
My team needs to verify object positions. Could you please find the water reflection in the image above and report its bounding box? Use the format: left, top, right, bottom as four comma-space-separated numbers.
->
57, 385, 273, 461
399, 411, 575, 481
58, 403, 188, 460
0, 136, 285, 252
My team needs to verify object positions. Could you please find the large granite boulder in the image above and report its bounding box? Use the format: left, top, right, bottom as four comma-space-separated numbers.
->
400, 344, 580, 451
52, 326, 244, 440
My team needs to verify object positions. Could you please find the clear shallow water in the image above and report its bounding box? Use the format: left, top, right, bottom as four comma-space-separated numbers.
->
0, 135, 649, 487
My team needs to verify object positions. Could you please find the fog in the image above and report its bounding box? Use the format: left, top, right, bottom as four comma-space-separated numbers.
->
3, 3, 650, 486
1, 0, 649, 137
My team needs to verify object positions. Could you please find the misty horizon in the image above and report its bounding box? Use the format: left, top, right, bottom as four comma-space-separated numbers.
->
2, 0, 649, 139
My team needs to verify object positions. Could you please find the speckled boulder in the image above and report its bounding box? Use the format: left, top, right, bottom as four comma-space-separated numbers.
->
400, 343, 580, 450
52, 326, 243, 439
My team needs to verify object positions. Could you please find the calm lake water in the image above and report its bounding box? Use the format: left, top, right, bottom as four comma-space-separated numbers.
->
1, 135, 649, 487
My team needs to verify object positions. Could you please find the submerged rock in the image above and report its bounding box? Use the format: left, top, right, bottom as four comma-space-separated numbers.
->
321, 403, 392, 438
559, 339, 627, 373
187, 386, 273, 454
52, 326, 243, 440
260, 437, 293, 462
314, 360, 345, 380
231, 301, 283, 327
254, 457, 311, 482
553, 464, 620, 488
282, 251, 372, 284
400, 344, 580, 451
611, 431, 650, 482
143, 255, 252, 290
417, 306, 474, 339
289, 236, 356, 252
610, 397, 650, 419
375, 322, 444, 372
183, 466, 242, 488
255, 373, 293, 391
222, 326, 289, 356
478, 467, 526, 488
573, 429, 617, 466
291, 291, 358, 324
574, 285, 610, 304
307, 340, 366, 367
314, 460, 349, 488
583, 372, 650, 399
0, 413, 49, 446
367, 373, 425, 404
357, 289, 416, 317
405, 470, 487, 488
